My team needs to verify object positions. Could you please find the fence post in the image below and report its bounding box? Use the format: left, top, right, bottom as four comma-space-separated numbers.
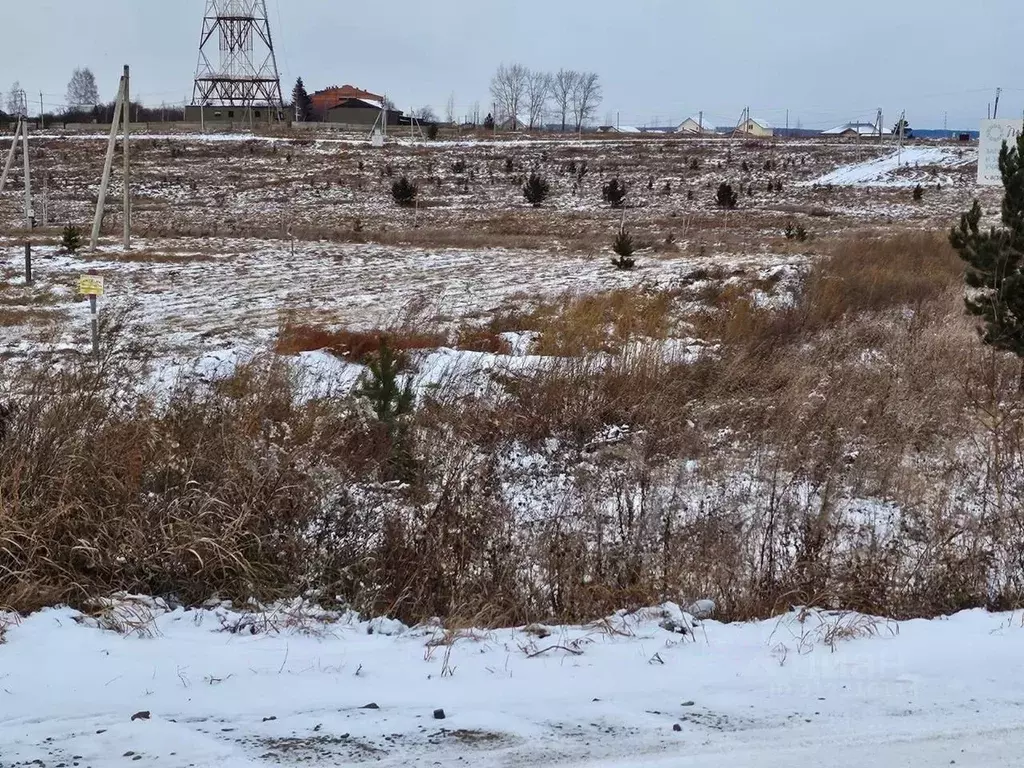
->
24, 242, 31, 285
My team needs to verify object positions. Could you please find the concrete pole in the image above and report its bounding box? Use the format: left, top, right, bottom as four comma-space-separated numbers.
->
0, 119, 21, 192
21, 117, 32, 228
90, 76, 126, 249
122, 65, 131, 250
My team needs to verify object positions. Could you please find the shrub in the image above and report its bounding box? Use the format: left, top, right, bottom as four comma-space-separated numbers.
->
451, 158, 466, 174
784, 223, 808, 242
602, 177, 627, 208
716, 182, 738, 209
61, 225, 82, 254
427, 123, 439, 140
611, 229, 636, 270
523, 172, 551, 207
504, 157, 514, 173
689, 158, 700, 171
913, 184, 924, 202
391, 176, 418, 207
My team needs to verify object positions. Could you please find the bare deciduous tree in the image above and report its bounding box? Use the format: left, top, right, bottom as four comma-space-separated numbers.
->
413, 105, 438, 123
490, 63, 529, 131
571, 72, 603, 132
66, 67, 99, 110
525, 71, 551, 131
445, 93, 456, 125
551, 69, 579, 133
6, 82, 26, 117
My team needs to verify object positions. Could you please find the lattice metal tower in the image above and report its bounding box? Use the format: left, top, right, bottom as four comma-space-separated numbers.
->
192, 0, 283, 109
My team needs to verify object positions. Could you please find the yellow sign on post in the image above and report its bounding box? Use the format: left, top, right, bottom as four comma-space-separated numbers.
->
78, 275, 105, 296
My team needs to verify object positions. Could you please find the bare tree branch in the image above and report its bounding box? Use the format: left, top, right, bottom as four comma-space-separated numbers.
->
551, 69, 580, 133
489, 63, 529, 131
525, 71, 551, 131
571, 72, 603, 133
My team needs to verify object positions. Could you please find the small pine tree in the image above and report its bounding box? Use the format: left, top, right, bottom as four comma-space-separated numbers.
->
391, 176, 418, 207
689, 158, 700, 171
950, 130, 1024, 360
427, 123, 439, 140
358, 338, 416, 477
483, 113, 495, 131
716, 182, 738, 209
523, 172, 550, 207
913, 184, 924, 202
61, 224, 82, 253
359, 339, 414, 425
611, 229, 636, 270
741, 160, 750, 173
451, 158, 466, 174
504, 157, 514, 173
603, 177, 627, 208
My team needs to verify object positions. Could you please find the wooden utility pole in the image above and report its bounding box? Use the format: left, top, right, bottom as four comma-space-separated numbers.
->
39, 93, 45, 129
91, 67, 131, 250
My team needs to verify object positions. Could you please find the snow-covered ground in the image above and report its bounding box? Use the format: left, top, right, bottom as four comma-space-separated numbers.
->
807, 145, 976, 187
2, 601, 1023, 767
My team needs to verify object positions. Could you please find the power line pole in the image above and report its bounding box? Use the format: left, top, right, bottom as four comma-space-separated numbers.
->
123, 65, 131, 250
21, 114, 32, 228
91, 68, 130, 250
993, 87, 1002, 119
39, 92, 44, 129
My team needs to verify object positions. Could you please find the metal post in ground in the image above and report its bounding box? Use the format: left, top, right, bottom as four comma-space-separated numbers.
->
24, 242, 31, 285
89, 294, 100, 360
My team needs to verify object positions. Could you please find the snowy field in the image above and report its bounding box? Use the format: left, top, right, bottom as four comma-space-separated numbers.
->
808, 145, 976, 187
1, 602, 1023, 767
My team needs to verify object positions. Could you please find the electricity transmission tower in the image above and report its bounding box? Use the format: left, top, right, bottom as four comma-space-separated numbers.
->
192, 0, 284, 110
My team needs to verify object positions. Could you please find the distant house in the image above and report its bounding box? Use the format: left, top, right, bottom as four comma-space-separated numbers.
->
183, 104, 282, 126
676, 116, 715, 135
733, 117, 773, 138
311, 85, 381, 117
822, 122, 881, 139
497, 114, 530, 131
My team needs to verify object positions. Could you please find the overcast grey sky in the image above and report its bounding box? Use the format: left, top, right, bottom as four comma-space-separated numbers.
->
3, 0, 1021, 129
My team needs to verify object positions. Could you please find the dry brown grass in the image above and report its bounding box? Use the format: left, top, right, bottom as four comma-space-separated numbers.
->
275, 323, 444, 363
3, 229, 1024, 626
491, 288, 675, 357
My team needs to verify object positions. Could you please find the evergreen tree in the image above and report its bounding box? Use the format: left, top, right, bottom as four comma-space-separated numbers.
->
391, 175, 418, 207
61, 225, 82, 254
611, 229, 636, 270
602, 177, 627, 208
291, 77, 312, 122
891, 117, 913, 139
523, 172, 550, 206
716, 182, 738, 209
358, 339, 416, 478
359, 339, 415, 426
913, 184, 924, 202
950, 131, 1024, 359
483, 113, 495, 131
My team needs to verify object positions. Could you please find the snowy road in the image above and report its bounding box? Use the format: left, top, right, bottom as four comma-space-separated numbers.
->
1, 603, 1023, 767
